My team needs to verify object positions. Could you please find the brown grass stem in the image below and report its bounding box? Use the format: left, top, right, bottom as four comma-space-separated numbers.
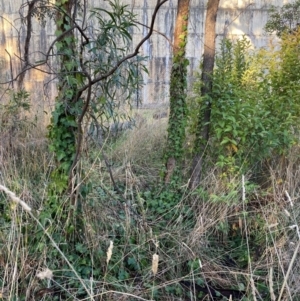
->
277, 240, 300, 301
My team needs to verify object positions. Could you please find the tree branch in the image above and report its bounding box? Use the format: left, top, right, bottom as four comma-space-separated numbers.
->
77, 0, 169, 96
134, 21, 173, 47
5, 50, 14, 89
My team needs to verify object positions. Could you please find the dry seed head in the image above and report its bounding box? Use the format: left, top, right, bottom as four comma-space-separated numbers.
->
37, 268, 53, 280
285, 190, 293, 207
198, 259, 202, 269
0, 184, 31, 212
250, 277, 257, 301
152, 253, 159, 275
269, 267, 276, 301
268, 223, 279, 228
106, 241, 114, 265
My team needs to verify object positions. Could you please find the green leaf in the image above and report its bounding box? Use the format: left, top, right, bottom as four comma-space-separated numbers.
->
55, 30, 63, 37
75, 243, 87, 254
57, 152, 66, 162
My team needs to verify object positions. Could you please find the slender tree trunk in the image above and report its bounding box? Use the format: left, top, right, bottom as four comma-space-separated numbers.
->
46, 0, 82, 238
164, 0, 190, 183
48, 0, 81, 196
189, 0, 220, 189
18, 1, 35, 89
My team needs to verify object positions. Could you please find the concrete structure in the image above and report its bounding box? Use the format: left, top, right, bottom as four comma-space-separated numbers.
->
0, 0, 290, 109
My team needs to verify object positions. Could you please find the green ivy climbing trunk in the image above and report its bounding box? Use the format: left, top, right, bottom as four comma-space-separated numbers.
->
189, 0, 220, 189
164, 0, 190, 183
48, 0, 80, 195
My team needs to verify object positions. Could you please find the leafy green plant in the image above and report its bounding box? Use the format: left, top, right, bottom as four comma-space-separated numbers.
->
164, 12, 189, 183
0, 89, 37, 176
87, 3, 147, 136
190, 35, 300, 180
46, 0, 148, 198
0, 89, 32, 138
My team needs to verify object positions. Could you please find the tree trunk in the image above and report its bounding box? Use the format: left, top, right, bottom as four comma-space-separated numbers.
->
164, 0, 190, 183
189, 0, 220, 189
48, 0, 79, 195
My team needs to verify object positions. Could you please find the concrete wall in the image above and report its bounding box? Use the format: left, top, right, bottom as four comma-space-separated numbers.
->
0, 0, 290, 108
134, 0, 286, 104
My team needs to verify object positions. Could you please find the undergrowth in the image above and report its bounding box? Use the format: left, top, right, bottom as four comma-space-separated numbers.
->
0, 102, 300, 301
1, 36, 300, 298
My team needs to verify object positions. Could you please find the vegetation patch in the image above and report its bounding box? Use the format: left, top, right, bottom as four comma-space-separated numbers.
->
1, 1, 300, 300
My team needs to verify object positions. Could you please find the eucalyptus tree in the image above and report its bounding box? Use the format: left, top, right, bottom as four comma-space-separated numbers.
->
0, 0, 168, 233
45, 0, 168, 199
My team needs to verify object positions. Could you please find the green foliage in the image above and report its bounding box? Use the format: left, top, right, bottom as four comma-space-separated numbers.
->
88, 4, 146, 136
0, 89, 36, 175
142, 185, 195, 231
46, 0, 79, 196
165, 14, 189, 180
48, 102, 77, 192
271, 28, 300, 89
209, 38, 265, 173
28, 2, 152, 297
166, 56, 189, 160
6, 1, 300, 301
0, 89, 32, 133
190, 35, 300, 177
48, 0, 146, 193
264, 0, 300, 37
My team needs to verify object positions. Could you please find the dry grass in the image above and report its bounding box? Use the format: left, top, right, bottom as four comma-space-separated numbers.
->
105, 107, 168, 187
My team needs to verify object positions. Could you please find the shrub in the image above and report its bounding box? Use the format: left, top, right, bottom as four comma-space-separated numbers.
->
190, 35, 300, 180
